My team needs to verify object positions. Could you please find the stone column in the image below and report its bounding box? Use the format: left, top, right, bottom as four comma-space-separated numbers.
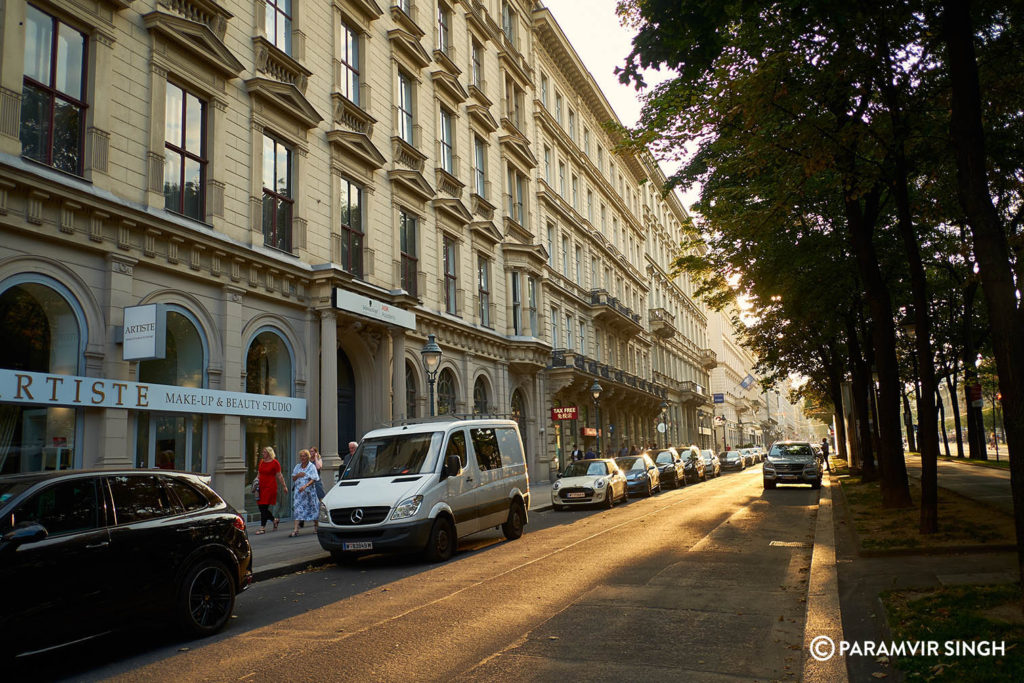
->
392, 328, 406, 421
320, 311, 340, 480
215, 286, 246, 509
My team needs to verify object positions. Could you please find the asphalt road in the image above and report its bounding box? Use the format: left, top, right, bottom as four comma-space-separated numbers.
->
904, 453, 1013, 514
18, 467, 823, 682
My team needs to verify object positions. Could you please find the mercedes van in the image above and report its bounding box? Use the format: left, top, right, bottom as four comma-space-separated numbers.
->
317, 418, 530, 563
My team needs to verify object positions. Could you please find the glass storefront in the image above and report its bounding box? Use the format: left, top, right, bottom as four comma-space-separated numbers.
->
135, 309, 207, 470
0, 279, 82, 474
243, 330, 293, 514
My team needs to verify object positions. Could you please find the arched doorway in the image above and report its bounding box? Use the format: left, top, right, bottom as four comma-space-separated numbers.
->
511, 388, 527, 461
243, 329, 294, 514
437, 368, 456, 415
473, 376, 489, 414
338, 348, 356, 448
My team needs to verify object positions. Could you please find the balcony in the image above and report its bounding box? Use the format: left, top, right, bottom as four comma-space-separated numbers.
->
548, 351, 667, 401
648, 307, 676, 338
699, 348, 718, 370
590, 289, 644, 336
679, 380, 709, 405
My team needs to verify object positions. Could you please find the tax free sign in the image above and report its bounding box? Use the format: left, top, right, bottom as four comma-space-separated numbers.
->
0, 369, 306, 419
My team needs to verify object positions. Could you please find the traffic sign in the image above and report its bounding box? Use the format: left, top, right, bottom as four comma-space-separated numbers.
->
713, 393, 725, 404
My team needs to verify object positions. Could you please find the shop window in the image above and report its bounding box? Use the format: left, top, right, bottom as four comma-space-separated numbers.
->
20, 5, 88, 176
243, 329, 294, 514
136, 310, 206, 472
0, 279, 82, 474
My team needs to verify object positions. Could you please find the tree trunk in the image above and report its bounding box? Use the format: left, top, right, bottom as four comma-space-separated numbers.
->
942, 0, 1024, 583
947, 373, 964, 458
903, 389, 917, 452
825, 342, 850, 464
847, 315, 877, 481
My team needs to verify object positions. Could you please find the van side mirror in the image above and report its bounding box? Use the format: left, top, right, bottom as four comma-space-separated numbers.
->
443, 454, 462, 479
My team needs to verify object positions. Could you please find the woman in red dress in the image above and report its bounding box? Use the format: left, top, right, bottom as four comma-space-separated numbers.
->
256, 446, 287, 533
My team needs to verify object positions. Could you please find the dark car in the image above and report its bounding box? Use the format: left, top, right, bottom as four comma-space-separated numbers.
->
700, 449, 721, 478
678, 445, 706, 483
645, 448, 686, 489
0, 470, 252, 658
719, 450, 745, 471
615, 454, 662, 497
763, 441, 823, 489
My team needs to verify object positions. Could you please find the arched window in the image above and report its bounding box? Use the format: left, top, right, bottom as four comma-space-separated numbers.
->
405, 361, 417, 419
436, 368, 456, 416
473, 376, 489, 414
136, 309, 206, 471
243, 330, 294, 512
0, 279, 83, 473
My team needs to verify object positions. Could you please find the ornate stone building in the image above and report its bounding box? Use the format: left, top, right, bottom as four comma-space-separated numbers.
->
0, 0, 715, 513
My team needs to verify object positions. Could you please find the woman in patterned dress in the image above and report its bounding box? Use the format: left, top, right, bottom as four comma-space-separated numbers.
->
289, 448, 320, 536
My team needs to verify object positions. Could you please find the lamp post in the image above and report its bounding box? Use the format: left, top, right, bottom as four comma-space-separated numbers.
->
591, 381, 603, 456
660, 401, 668, 448
420, 334, 442, 417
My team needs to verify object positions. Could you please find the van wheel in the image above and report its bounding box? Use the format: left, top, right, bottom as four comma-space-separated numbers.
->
176, 559, 235, 637
502, 501, 526, 540
423, 516, 455, 562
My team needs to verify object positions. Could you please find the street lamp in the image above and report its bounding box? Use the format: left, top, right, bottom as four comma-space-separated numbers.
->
591, 381, 603, 456
660, 401, 668, 448
420, 334, 442, 416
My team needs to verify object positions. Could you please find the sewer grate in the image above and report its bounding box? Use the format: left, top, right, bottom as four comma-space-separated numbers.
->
769, 540, 812, 548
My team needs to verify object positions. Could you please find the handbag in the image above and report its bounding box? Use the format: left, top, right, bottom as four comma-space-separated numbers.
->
250, 478, 260, 497
314, 478, 326, 499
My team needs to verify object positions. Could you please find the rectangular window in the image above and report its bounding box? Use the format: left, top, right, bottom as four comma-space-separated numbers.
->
544, 146, 552, 184
572, 175, 579, 210
506, 77, 523, 129
540, 73, 548, 108
339, 176, 363, 277
584, 128, 590, 156
600, 204, 607, 233
471, 40, 483, 87
579, 320, 586, 354
591, 256, 598, 289
546, 223, 554, 266
561, 235, 569, 277
568, 110, 576, 141
398, 71, 414, 144
558, 162, 566, 197
575, 245, 582, 284
566, 313, 574, 350
506, 167, 525, 224
551, 307, 559, 347
474, 135, 486, 196
340, 22, 360, 105
397, 0, 411, 13
528, 277, 538, 335
587, 190, 593, 222
437, 3, 451, 54
502, 1, 517, 43
597, 145, 603, 171
439, 108, 453, 173
478, 256, 491, 327
20, 5, 88, 176
400, 210, 418, 296
262, 134, 293, 252
266, 0, 292, 54
511, 271, 522, 335
443, 236, 458, 314
164, 82, 206, 221
555, 92, 563, 125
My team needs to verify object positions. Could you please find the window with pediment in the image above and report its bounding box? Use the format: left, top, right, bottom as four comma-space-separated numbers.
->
262, 134, 293, 252
164, 83, 207, 221
398, 70, 414, 145
339, 176, 363, 276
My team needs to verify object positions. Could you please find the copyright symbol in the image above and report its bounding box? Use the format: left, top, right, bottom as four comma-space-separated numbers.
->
810, 635, 836, 662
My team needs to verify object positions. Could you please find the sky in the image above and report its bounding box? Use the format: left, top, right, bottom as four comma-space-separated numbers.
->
540, 0, 700, 211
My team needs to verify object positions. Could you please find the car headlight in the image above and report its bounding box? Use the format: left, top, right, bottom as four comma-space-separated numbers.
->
552, 481, 561, 491
594, 478, 606, 489
391, 495, 424, 520
764, 464, 775, 472
319, 501, 329, 523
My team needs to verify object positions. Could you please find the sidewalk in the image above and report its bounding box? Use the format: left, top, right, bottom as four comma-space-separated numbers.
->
247, 481, 552, 581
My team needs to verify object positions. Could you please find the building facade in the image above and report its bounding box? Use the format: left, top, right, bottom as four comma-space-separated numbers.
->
0, 0, 714, 514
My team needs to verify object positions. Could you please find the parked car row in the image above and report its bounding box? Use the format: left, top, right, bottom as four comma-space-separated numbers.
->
551, 445, 735, 510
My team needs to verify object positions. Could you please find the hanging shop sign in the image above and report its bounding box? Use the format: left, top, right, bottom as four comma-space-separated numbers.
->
122, 304, 167, 361
551, 406, 578, 421
333, 288, 416, 330
581, 427, 601, 437
713, 393, 725, 404
0, 369, 306, 419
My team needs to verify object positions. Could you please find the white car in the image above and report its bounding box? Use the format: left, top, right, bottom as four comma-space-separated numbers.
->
552, 459, 627, 510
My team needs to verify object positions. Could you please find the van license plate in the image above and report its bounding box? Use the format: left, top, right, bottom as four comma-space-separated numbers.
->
566, 492, 586, 498
343, 542, 373, 551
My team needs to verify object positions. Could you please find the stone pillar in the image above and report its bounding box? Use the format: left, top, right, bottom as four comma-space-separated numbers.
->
320, 311, 340, 479
215, 285, 246, 509
392, 328, 406, 420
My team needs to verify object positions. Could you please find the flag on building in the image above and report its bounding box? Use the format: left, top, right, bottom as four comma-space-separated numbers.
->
740, 374, 755, 389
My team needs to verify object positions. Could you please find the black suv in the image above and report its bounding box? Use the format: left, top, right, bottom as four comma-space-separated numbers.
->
645, 448, 687, 489
0, 470, 252, 658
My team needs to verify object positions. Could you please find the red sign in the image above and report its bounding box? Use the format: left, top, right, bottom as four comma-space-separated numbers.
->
581, 428, 602, 437
551, 406, 578, 421
969, 383, 983, 408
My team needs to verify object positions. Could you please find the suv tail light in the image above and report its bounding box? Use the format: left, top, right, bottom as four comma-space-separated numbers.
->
233, 515, 246, 532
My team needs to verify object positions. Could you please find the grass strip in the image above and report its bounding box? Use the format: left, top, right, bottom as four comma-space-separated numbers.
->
882, 584, 1024, 681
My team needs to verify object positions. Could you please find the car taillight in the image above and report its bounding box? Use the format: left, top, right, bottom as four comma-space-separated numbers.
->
233, 515, 246, 532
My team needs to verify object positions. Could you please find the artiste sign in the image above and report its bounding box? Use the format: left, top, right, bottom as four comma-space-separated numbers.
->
0, 368, 306, 419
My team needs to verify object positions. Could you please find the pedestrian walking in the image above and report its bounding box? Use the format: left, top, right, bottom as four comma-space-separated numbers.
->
310, 446, 326, 499
584, 447, 597, 459
821, 437, 831, 472
570, 443, 583, 461
289, 449, 320, 537
254, 446, 287, 534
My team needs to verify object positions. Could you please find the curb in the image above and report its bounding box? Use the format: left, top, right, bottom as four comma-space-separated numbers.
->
802, 474, 848, 683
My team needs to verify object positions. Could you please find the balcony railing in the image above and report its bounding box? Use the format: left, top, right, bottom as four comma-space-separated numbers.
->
548, 350, 667, 400
648, 307, 676, 338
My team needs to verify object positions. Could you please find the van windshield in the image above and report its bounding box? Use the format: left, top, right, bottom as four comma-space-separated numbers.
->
340, 431, 443, 480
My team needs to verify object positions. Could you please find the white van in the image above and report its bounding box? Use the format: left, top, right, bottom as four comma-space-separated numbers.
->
317, 418, 530, 563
